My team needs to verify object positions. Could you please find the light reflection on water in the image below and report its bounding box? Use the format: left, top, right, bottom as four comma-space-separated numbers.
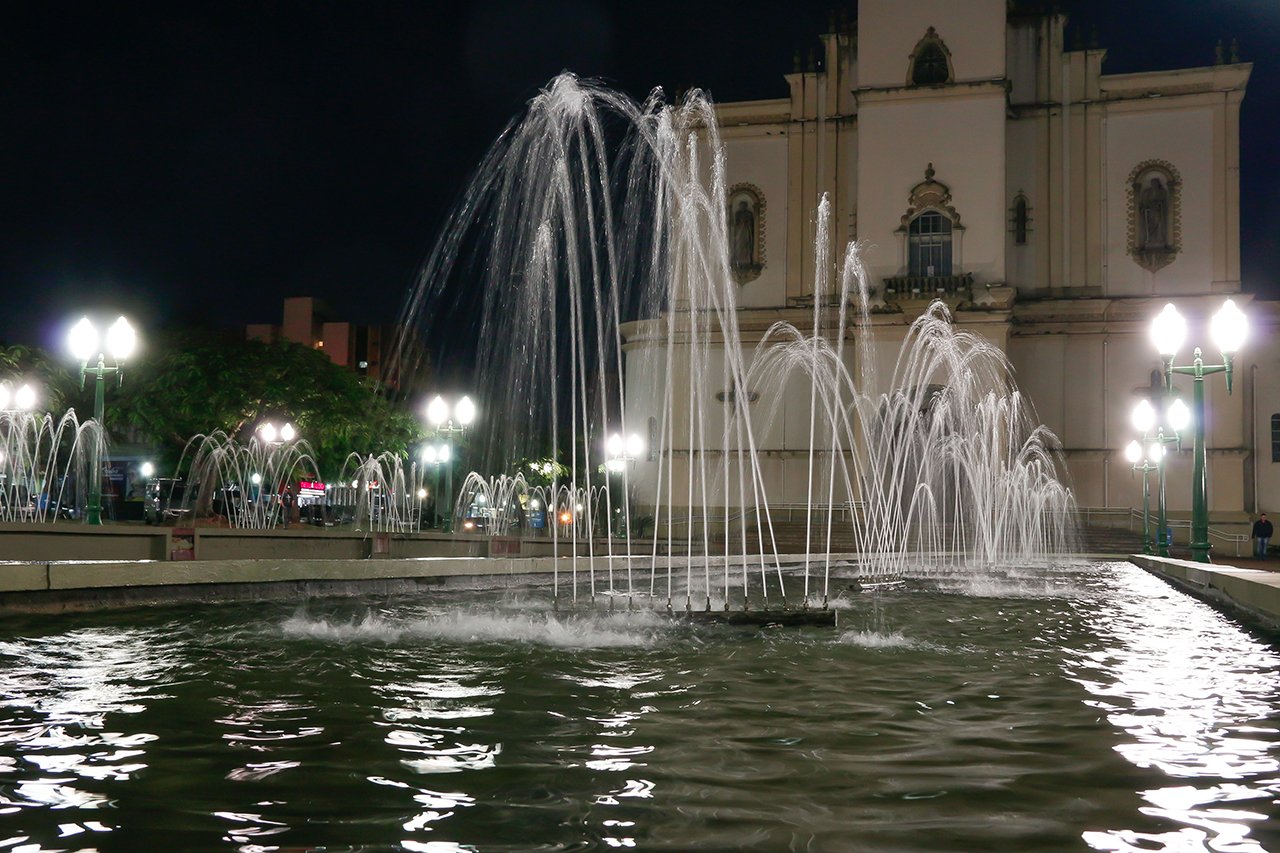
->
0, 562, 1272, 850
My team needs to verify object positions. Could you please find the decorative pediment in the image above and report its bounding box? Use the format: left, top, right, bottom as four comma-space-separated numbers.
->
897, 164, 963, 231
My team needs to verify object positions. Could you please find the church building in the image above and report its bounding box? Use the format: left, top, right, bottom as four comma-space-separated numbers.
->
622, 0, 1279, 533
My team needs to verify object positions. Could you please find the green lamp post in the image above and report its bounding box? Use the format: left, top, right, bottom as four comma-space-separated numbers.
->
1124, 438, 1162, 554
68, 316, 137, 526
1130, 397, 1189, 557
424, 394, 476, 533
1149, 300, 1248, 563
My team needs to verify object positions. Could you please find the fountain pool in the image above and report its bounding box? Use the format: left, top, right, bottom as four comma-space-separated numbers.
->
0, 560, 1275, 851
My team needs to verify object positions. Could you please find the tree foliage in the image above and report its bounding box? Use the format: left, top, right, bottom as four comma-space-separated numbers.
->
0, 345, 78, 415
113, 332, 424, 477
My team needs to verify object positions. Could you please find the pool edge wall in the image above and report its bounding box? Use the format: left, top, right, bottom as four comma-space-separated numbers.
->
1129, 554, 1280, 632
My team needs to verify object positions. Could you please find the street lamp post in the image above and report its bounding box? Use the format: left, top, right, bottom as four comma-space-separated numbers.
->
1149, 300, 1248, 563
604, 432, 644, 538
68, 316, 137, 525
1130, 397, 1189, 557
1124, 439, 1163, 554
425, 395, 475, 533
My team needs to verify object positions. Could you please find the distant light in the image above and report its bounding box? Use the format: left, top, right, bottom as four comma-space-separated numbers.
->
280, 422, 296, 442
422, 445, 438, 464
1130, 399, 1156, 433
259, 422, 278, 443
530, 498, 541, 510
463, 519, 476, 530
426, 395, 449, 426
455, 396, 476, 426
1124, 440, 1143, 464
626, 433, 644, 458
251, 472, 262, 485
559, 511, 572, 524
416, 488, 427, 499
358, 360, 369, 369
1147, 443, 1164, 464
438, 444, 451, 463
476, 494, 487, 504
14, 384, 35, 411
1167, 398, 1191, 432
140, 461, 155, 478
606, 433, 624, 457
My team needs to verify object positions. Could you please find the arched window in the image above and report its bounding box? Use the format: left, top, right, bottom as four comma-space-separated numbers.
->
913, 43, 949, 85
908, 211, 952, 277
1271, 414, 1280, 463
908, 28, 952, 86
1012, 195, 1030, 245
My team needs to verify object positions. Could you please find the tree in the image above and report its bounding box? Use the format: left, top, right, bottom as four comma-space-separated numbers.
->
113, 332, 424, 477
0, 345, 78, 415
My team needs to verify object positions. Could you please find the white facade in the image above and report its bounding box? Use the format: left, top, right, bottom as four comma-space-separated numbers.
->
622, 1, 1266, 527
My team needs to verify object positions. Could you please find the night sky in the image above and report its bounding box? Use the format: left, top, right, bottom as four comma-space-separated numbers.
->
3, 1, 1277, 355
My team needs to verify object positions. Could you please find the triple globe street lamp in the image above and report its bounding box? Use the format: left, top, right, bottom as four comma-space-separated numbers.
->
68, 316, 137, 525
1149, 300, 1248, 563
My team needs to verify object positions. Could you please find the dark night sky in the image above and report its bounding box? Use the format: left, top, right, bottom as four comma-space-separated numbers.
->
3, 1, 1277, 355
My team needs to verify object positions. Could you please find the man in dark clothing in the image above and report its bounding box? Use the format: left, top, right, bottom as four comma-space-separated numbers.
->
1252, 513, 1273, 559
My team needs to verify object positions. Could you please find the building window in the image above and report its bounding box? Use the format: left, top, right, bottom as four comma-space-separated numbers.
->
908, 211, 952, 276
1011, 194, 1031, 245
908, 27, 953, 86
1272, 414, 1280, 463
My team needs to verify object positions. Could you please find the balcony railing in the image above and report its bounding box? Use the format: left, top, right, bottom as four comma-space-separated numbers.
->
882, 272, 974, 298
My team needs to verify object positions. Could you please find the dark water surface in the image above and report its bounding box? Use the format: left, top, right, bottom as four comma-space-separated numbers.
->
0, 562, 1277, 851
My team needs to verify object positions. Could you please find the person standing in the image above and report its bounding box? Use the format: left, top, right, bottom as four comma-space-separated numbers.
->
1252, 513, 1273, 559
281, 486, 295, 530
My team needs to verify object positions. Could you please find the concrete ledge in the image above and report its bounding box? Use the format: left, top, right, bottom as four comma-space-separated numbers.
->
1129, 554, 1280, 630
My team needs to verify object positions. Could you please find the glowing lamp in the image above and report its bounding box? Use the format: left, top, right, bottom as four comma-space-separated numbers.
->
106, 316, 136, 361
1210, 298, 1247, 355
280, 422, 296, 442
426, 395, 449, 426
1124, 440, 1143, 464
251, 472, 262, 485
416, 488, 427, 499
14, 384, 35, 411
1130, 399, 1155, 433
1146, 443, 1164, 464
140, 461, 155, 478
1150, 303, 1186, 358
606, 433, 624, 457
438, 444, 451, 463
259, 422, 278, 443
422, 445, 438, 464
626, 433, 644, 458
1167, 398, 1190, 432
68, 317, 99, 363
455, 396, 476, 426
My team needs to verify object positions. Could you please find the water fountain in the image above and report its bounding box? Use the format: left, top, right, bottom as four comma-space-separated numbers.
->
0, 409, 101, 523
397, 73, 1077, 614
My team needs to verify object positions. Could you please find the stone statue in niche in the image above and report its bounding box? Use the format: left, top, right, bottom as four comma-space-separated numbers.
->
1128, 161, 1179, 273
1137, 175, 1170, 250
726, 185, 765, 284
731, 200, 754, 269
